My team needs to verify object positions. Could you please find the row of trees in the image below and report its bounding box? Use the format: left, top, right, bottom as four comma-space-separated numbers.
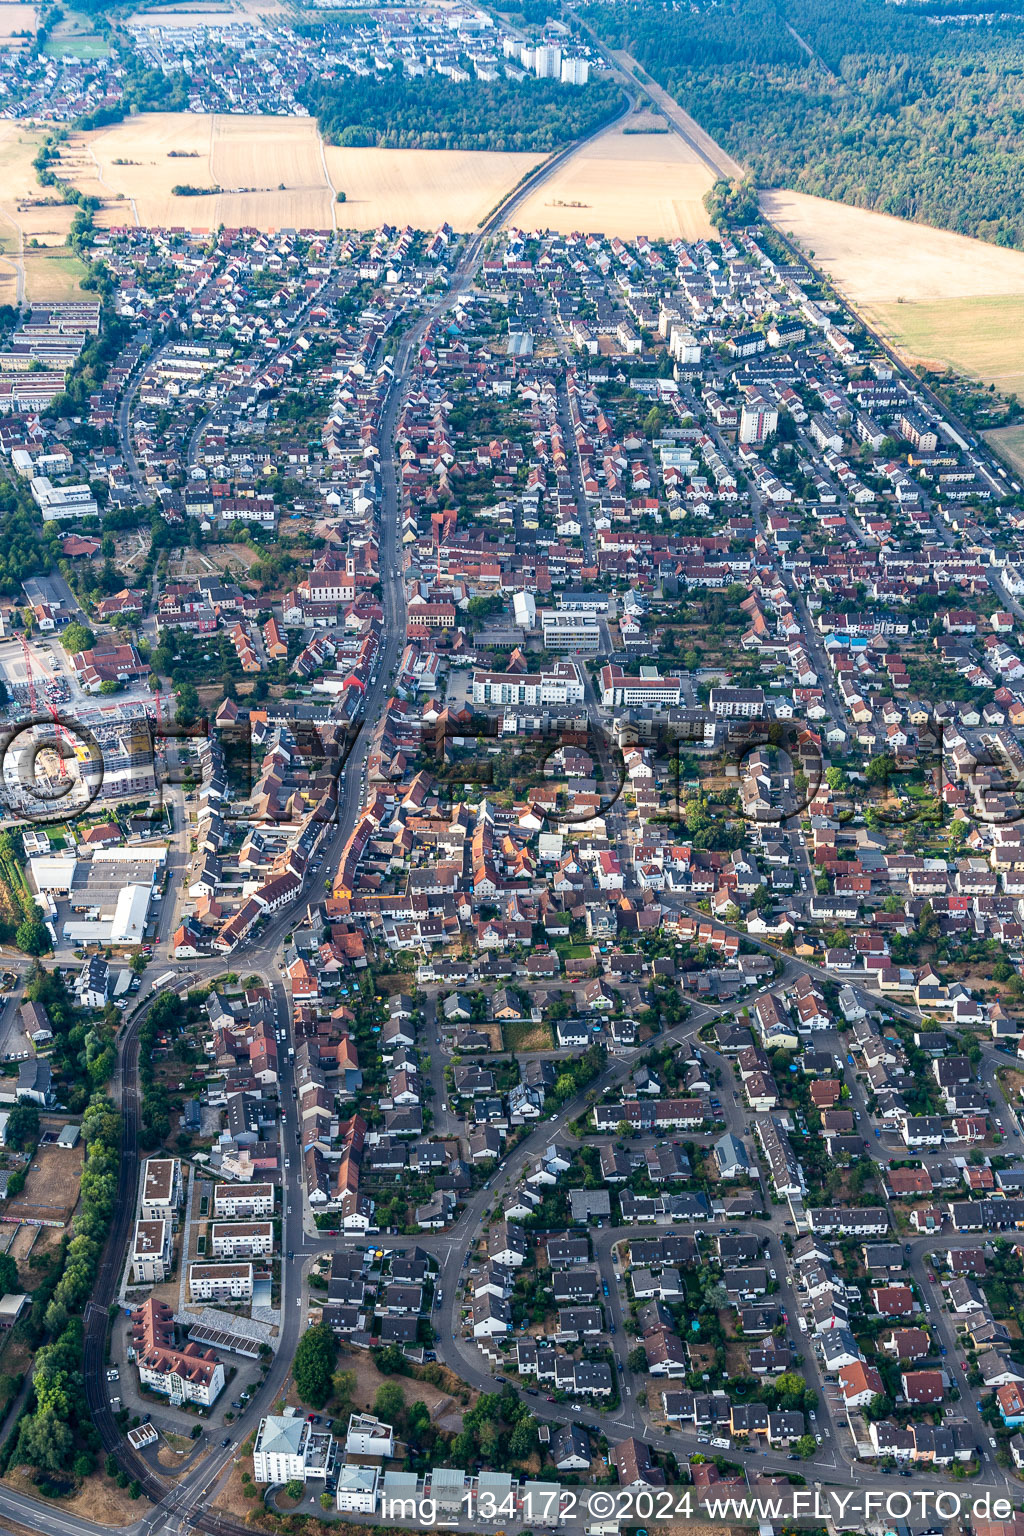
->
584, 0, 1024, 248
4, 1092, 121, 1482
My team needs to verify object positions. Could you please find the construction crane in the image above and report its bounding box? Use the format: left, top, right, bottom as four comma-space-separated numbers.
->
19, 636, 68, 779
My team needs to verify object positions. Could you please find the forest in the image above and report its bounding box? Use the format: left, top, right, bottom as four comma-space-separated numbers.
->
583, 0, 1024, 248
301, 68, 622, 151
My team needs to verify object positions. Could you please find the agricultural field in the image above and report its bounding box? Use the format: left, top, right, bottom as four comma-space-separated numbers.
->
0, 123, 77, 245
760, 188, 1024, 392
323, 145, 543, 232
82, 112, 336, 229
985, 426, 1024, 479
0, 3, 35, 42
871, 296, 1024, 401
508, 117, 715, 241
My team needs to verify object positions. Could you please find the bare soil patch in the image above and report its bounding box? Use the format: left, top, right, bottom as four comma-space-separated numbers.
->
6, 1142, 83, 1228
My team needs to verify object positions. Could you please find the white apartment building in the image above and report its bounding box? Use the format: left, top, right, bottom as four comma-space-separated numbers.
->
253, 1415, 337, 1484
708, 686, 766, 718
541, 611, 600, 652
188, 1263, 254, 1302
560, 56, 590, 85
345, 1412, 395, 1458
131, 1219, 171, 1285
210, 1221, 274, 1259
138, 1346, 225, 1407
739, 397, 779, 447
30, 475, 99, 521
599, 663, 683, 709
472, 662, 584, 707
213, 1182, 274, 1219
140, 1158, 183, 1224
335, 1465, 380, 1512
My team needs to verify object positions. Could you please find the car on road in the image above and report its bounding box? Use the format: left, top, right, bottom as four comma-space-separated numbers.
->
221, 1438, 231, 1448
287, 1251, 294, 1260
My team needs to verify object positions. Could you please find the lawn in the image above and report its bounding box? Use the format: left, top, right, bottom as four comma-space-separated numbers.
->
868, 295, 1024, 397
502, 1018, 553, 1051
42, 11, 109, 57
22, 248, 90, 302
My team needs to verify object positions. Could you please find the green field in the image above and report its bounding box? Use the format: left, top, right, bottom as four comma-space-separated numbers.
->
43, 12, 109, 57
22, 248, 90, 302
870, 295, 1024, 398
985, 426, 1024, 479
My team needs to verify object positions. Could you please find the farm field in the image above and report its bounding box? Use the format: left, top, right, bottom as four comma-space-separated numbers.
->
761, 188, 1024, 303
871, 296, 1024, 399
507, 118, 715, 240
760, 188, 1024, 391
83, 112, 336, 229
0, 122, 76, 244
0, 3, 35, 41
323, 144, 543, 232
986, 426, 1024, 479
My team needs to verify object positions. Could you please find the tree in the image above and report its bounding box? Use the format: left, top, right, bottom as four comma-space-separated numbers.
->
60, 622, 95, 654
175, 681, 200, 727
332, 1368, 357, 1405
15, 906, 51, 956
865, 754, 896, 786
509, 1417, 537, 1460
18, 1408, 74, 1472
292, 1322, 337, 1408
627, 1345, 648, 1372
373, 1380, 405, 1423
5, 1101, 38, 1150
794, 1433, 817, 1458
319, 1491, 332, 1510
284, 1479, 304, 1501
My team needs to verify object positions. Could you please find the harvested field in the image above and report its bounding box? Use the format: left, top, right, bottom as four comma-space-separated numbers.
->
761, 188, 1024, 304
5, 1142, 84, 1228
83, 113, 335, 229
0, 4, 35, 40
986, 426, 1024, 479
509, 117, 715, 240
323, 145, 542, 232
760, 188, 1024, 391
0, 122, 77, 253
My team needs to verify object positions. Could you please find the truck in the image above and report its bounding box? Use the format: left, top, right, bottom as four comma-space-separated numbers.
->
153, 971, 177, 991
